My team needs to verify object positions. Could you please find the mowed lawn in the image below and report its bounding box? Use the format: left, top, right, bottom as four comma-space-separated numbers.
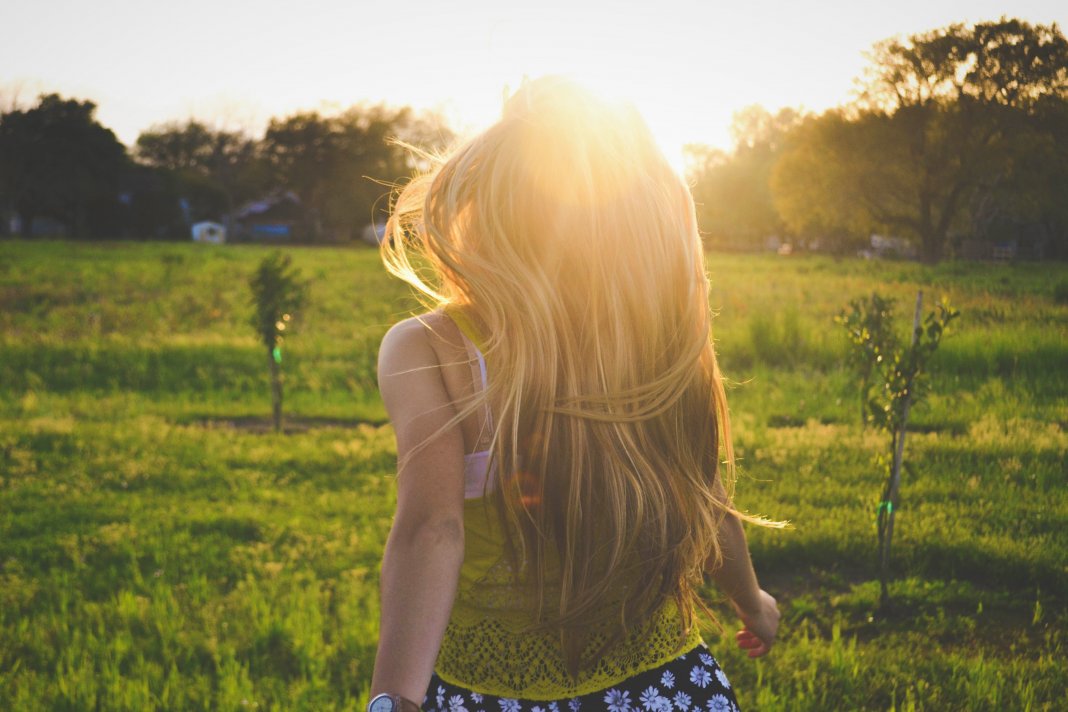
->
1, 240, 1065, 711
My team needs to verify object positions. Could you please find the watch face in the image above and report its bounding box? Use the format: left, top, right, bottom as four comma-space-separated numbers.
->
368, 695, 396, 712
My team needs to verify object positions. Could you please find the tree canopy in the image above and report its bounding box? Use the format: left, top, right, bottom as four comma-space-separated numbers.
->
686, 106, 801, 250
688, 17, 1068, 260
0, 94, 128, 238
262, 104, 452, 241
0, 92, 451, 241
773, 18, 1068, 261
135, 120, 267, 224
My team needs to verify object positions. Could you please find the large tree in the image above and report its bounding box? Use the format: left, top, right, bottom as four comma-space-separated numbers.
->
686, 106, 801, 250
135, 120, 266, 221
769, 110, 876, 251
773, 18, 1068, 261
262, 104, 452, 241
0, 94, 127, 238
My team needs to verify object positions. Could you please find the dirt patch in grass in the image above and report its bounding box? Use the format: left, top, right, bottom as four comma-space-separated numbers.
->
193, 416, 388, 434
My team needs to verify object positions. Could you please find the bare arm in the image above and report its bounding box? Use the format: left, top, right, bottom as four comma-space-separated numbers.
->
707, 477, 780, 657
369, 318, 467, 705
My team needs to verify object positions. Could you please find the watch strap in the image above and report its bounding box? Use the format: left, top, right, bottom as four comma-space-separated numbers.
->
368, 692, 422, 712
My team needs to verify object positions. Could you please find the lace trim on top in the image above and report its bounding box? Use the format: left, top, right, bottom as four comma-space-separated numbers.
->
437, 590, 703, 700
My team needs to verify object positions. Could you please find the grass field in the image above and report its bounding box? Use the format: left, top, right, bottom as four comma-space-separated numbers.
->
1, 239, 1065, 711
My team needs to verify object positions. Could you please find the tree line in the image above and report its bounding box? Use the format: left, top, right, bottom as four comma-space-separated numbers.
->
2, 17, 1065, 258
0, 96, 451, 241
687, 17, 1068, 261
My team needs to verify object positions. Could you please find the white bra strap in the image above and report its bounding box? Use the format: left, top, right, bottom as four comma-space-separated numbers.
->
474, 343, 489, 393
458, 331, 493, 432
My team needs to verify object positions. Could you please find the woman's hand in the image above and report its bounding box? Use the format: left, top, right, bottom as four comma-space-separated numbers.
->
704, 481, 781, 660
733, 589, 779, 658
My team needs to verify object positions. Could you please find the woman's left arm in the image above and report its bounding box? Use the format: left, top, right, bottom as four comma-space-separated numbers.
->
369, 318, 467, 706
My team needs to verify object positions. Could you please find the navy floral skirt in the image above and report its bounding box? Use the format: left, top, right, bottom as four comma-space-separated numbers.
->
423, 643, 739, 711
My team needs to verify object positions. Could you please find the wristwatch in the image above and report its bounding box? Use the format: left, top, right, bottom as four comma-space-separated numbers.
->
368, 693, 421, 712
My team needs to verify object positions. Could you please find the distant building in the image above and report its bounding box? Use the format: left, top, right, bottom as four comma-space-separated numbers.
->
23, 217, 69, 238
859, 234, 917, 260
191, 221, 226, 244
229, 191, 308, 242
959, 215, 1049, 261
361, 221, 387, 246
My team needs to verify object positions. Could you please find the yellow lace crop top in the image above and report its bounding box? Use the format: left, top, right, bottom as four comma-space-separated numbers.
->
435, 310, 703, 699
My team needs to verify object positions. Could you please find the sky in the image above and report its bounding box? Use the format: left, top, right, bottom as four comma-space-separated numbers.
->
2, 0, 1065, 165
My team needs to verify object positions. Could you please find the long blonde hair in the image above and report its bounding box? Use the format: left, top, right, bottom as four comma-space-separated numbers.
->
383, 77, 753, 674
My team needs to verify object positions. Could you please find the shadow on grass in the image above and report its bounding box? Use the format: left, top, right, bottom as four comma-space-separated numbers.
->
187, 415, 389, 434
733, 565, 1057, 655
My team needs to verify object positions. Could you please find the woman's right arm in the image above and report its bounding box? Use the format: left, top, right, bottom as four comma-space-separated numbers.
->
707, 478, 780, 657
369, 318, 468, 706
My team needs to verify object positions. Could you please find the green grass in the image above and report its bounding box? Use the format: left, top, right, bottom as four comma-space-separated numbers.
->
1, 240, 1066, 710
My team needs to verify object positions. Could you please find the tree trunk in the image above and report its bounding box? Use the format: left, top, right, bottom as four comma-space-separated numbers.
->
921, 230, 944, 263
879, 290, 923, 610
269, 350, 283, 433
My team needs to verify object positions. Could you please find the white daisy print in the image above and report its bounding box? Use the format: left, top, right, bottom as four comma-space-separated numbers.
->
672, 691, 692, 710
549, 704, 560, 712
660, 670, 675, 689
699, 653, 715, 667
689, 666, 712, 688
532, 706, 545, 712
471, 693, 483, 703
714, 668, 730, 690
604, 688, 633, 712
648, 688, 673, 711
498, 699, 521, 712
448, 694, 468, 712
437, 685, 446, 708
568, 699, 581, 712
706, 695, 731, 712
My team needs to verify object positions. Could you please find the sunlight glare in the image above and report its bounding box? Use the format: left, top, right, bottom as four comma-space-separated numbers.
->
466, 9, 722, 175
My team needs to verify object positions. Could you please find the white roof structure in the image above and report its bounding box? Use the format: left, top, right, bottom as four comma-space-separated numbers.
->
192, 221, 226, 244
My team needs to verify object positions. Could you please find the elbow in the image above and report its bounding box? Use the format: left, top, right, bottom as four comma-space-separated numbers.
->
393, 516, 465, 555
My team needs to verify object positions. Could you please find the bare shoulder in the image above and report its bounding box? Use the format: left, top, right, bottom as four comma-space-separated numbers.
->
379, 312, 462, 372
379, 314, 431, 354
377, 313, 466, 463
378, 315, 435, 380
